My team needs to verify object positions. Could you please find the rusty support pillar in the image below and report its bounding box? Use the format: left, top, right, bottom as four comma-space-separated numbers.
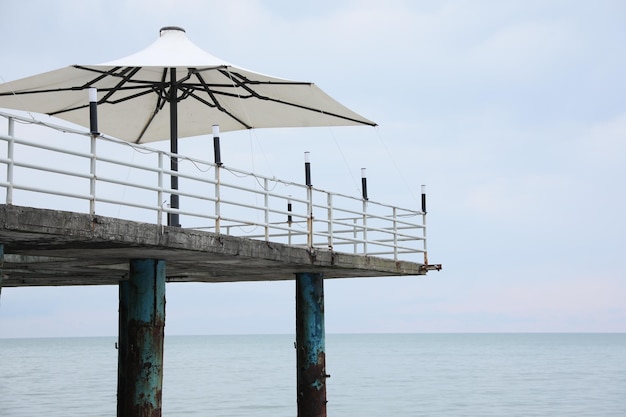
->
117, 259, 166, 417
296, 272, 327, 417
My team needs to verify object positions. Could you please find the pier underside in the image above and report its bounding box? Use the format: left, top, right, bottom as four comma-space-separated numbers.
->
0, 204, 424, 287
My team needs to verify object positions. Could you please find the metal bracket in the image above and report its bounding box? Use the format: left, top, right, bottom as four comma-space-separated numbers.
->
420, 263, 442, 273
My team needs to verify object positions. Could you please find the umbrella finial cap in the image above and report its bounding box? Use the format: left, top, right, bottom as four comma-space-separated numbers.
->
160, 26, 186, 36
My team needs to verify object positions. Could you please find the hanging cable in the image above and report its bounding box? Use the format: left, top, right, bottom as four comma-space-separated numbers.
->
249, 129, 276, 178
327, 127, 361, 195
374, 126, 420, 206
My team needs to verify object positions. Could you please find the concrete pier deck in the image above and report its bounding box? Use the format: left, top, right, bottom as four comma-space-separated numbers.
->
0, 204, 425, 287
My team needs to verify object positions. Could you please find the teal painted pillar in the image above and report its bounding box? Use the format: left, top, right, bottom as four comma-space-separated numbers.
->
117, 259, 166, 417
296, 272, 328, 417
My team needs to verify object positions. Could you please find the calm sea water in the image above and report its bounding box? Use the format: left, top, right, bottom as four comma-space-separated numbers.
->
0, 333, 624, 416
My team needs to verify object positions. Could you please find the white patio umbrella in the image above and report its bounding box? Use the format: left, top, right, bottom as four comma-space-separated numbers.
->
0, 26, 375, 225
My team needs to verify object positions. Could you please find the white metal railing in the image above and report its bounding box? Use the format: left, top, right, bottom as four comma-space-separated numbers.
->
0, 111, 427, 263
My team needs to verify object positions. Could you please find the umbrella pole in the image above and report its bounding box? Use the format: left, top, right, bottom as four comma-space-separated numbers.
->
169, 68, 180, 227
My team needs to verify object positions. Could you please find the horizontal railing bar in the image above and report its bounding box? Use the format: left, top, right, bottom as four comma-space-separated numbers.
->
0, 134, 93, 159
12, 161, 91, 180
241, 232, 308, 239
96, 176, 162, 193
218, 201, 308, 221
316, 239, 398, 251
328, 216, 423, 229
217, 179, 308, 203
0, 111, 94, 137
330, 239, 420, 250
216, 217, 300, 235
217, 201, 306, 219
365, 248, 426, 255
95, 197, 160, 212
369, 236, 425, 243
312, 204, 422, 223
10, 183, 91, 201
96, 156, 164, 174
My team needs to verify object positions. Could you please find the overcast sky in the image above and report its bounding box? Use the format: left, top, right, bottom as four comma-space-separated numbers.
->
0, 0, 625, 337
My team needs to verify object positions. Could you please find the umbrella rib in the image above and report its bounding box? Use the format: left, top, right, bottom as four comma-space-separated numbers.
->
46, 67, 149, 116
192, 72, 252, 129
96, 67, 143, 103
0, 86, 83, 97
70, 65, 123, 88
73, 65, 133, 89
46, 88, 157, 117
264, 96, 376, 126
76, 65, 172, 90
105, 88, 158, 105
134, 69, 169, 143
220, 69, 377, 127
75, 65, 171, 103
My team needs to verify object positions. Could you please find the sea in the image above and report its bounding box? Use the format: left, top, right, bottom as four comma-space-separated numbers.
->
0, 333, 624, 417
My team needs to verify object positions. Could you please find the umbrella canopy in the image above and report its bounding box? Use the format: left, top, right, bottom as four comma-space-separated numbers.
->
0, 26, 375, 143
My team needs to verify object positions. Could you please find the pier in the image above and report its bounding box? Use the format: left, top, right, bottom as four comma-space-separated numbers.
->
0, 204, 423, 286
0, 112, 439, 416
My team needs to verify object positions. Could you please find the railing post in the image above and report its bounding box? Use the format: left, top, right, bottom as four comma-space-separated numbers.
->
6, 116, 13, 137
352, 218, 357, 254
393, 207, 398, 261
304, 152, 313, 249
157, 152, 164, 228
361, 168, 368, 255
362, 200, 368, 255
327, 193, 333, 249
307, 187, 313, 248
6, 117, 14, 205
215, 163, 221, 235
422, 211, 428, 265
421, 185, 428, 265
89, 135, 96, 215
213, 124, 222, 235
264, 178, 270, 241
287, 196, 293, 245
